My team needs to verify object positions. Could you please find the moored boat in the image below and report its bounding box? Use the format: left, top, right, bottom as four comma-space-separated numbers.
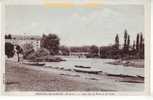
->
23, 62, 45, 66
75, 65, 91, 69
73, 68, 102, 74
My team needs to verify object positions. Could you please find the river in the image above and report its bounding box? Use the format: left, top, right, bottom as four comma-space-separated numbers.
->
45, 56, 144, 77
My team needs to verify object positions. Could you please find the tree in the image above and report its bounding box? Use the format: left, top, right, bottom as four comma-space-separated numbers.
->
132, 41, 136, 50
8, 34, 12, 39
100, 46, 112, 58
127, 35, 130, 51
60, 46, 70, 56
89, 45, 99, 57
5, 42, 15, 58
5, 35, 8, 39
136, 33, 140, 52
140, 33, 144, 59
142, 37, 144, 59
100, 46, 121, 59
122, 29, 130, 57
16, 45, 23, 62
124, 29, 128, 50
115, 34, 119, 49
140, 33, 143, 50
41, 34, 60, 55
5, 34, 12, 39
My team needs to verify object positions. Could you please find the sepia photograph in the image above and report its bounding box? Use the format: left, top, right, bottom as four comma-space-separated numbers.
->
1, 0, 150, 95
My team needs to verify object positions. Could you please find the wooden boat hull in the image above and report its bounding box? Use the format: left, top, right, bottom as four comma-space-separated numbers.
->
75, 65, 91, 69
73, 68, 102, 74
23, 62, 45, 66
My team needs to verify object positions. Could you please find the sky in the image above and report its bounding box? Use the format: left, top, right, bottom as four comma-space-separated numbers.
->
5, 3, 144, 46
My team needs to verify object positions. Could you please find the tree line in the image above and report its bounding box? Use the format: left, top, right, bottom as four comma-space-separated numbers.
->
5, 30, 144, 61
100, 29, 144, 59
39, 30, 145, 59
58, 29, 144, 59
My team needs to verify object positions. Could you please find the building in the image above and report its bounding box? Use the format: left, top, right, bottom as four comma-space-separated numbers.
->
5, 38, 41, 51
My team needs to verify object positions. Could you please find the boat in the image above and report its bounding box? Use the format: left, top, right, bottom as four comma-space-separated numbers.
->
73, 68, 102, 74
74, 65, 91, 69
23, 62, 45, 66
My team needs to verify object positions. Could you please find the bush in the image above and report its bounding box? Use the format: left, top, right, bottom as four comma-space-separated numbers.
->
24, 48, 50, 60
34, 48, 50, 57
22, 43, 35, 59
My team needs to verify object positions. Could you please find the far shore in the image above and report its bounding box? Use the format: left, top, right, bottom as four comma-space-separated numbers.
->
107, 59, 144, 68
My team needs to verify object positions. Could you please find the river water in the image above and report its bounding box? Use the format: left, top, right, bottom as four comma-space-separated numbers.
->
45, 56, 144, 77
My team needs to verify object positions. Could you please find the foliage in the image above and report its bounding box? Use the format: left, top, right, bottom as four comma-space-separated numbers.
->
136, 33, 140, 52
40, 34, 60, 55
34, 48, 50, 57
124, 29, 128, 50
59, 46, 70, 56
99, 30, 144, 59
16, 45, 23, 54
127, 35, 130, 51
139, 33, 144, 59
132, 41, 136, 50
22, 43, 35, 59
115, 34, 119, 49
88, 45, 99, 57
5, 42, 15, 58
23, 47, 50, 60
5, 34, 12, 39
100, 46, 121, 59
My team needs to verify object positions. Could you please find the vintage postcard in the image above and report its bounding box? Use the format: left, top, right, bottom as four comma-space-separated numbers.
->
0, 0, 151, 95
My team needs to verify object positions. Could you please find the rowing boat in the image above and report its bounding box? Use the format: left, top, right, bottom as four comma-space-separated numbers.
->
73, 68, 102, 74
23, 62, 45, 66
74, 65, 91, 69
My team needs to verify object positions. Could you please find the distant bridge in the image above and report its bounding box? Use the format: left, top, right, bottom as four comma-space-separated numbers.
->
69, 52, 89, 58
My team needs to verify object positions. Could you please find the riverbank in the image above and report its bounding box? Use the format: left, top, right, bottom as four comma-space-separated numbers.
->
5, 61, 99, 91
107, 59, 144, 68
5, 59, 144, 92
